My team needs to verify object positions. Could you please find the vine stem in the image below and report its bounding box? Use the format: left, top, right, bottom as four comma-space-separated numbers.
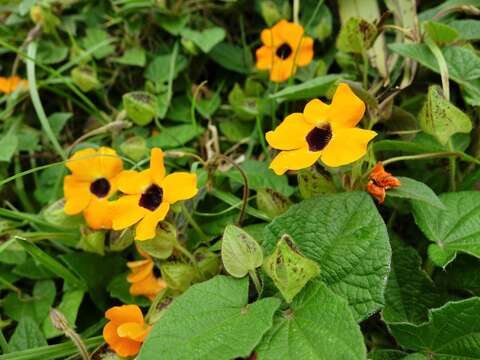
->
248, 269, 262, 297
382, 152, 480, 166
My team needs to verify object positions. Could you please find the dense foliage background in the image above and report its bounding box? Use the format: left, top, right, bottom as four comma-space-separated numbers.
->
1, 0, 480, 359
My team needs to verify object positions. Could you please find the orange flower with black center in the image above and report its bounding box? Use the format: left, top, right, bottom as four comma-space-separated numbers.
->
256, 20, 314, 82
265, 83, 377, 175
367, 162, 401, 204
103, 305, 151, 357
0, 76, 29, 94
111, 148, 198, 241
127, 251, 166, 300
64, 147, 123, 229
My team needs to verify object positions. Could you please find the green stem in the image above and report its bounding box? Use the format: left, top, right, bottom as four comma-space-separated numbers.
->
256, 113, 271, 161
382, 151, 480, 166
447, 140, 457, 191
181, 203, 208, 241
248, 269, 262, 297
361, 49, 369, 89
425, 36, 450, 100
173, 239, 203, 279
293, 0, 300, 23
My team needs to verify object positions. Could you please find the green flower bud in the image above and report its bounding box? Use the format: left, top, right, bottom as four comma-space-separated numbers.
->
45, 199, 84, 229
120, 136, 148, 162
181, 38, 199, 56
78, 227, 105, 255
297, 167, 336, 199
71, 66, 99, 92
160, 262, 195, 292
136, 221, 176, 259
122, 91, 156, 126
108, 228, 134, 252
195, 247, 221, 279
256, 188, 291, 219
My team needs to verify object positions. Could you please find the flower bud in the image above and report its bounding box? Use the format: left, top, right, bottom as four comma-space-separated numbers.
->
46, 199, 84, 228
71, 66, 99, 92
136, 222, 176, 259
108, 228, 134, 252
181, 38, 199, 56
122, 91, 156, 126
297, 168, 336, 199
160, 262, 195, 292
195, 248, 221, 279
120, 136, 148, 162
78, 227, 105, 255
30, 5, 44, 24
256, 188, 291, 219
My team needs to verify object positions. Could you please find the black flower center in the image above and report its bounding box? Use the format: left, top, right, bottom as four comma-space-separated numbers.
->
90, 178, 111, 198
276, 43, 292, 59
139, 184, 163, 211
305, 124, 332, 152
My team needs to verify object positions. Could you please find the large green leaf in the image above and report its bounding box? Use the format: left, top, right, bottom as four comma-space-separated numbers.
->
147, 124, 204, 149
435, 255, 480, 296
42, 290, 85, 339
8, 317, 47, 352
268, 74, 342, 102
256, 281, 366, 359
383, 236, 445, 324
387, 177, 445, 209
412, 191, 480, 267
208, 42, 253, 74
181, 27, 226, 53
138, 276, 280, 360
448, 20, 480, 41
389, 298, 480, 359
263, 192, 391, 320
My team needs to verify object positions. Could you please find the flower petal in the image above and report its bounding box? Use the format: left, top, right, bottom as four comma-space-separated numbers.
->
66, 148, 100, 181
63, 175, 91, 215
110, 337, 142, 358
265, 113, 313, 150
256, 46, 274, 70
103, 322, 121, 347
161, 173, 198, 204
105, 305, 144, 325
127, 260, 154, 282
150, 148, 165, 185
117, 322, 150, 342
111, 195, 145, 230
269, 147, 321, 175
117, 170, 151, 195
320, 128, 377, 167
83, 198, 113, 229
129, 274, 165, 300
296, 37, 314, 66
260, 28, 279, 47
135, 202, 170, 241
97, 147, 123, 179
329, 83, 366, 129
274, 20, 303, 46
303, 98, 330, 126
270, 58, 294, 82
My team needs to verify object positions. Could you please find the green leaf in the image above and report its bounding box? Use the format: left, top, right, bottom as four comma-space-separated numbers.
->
383, 236, 445, 324
113, 47, 146, 66
336, 17, 378, 53
80, 28, 115, 59
435, 255, 480, 296
138, 276, 280, 360
156, 13, 190, 35
208, 42, 253, 74
37, 41, 68, 64
369, 349, 408, 360
145, 53, 188, 83
181, 27, 226, 53
263, 235, 320, 303
373, 139, 443, 155
221, 225, 263, 278
107, 273, 151, 307
147, 124, 203, 148
224, 160, 294, 197
268, 74, 342, 102
136, 222, 176, 260
0, 129, 18, 162
419, 85, 472, 145
8, 317, 47, 352
387, 177, 445, 209
389, 298, 480, 359
423, 21, 459, 45
412, 191, 480, 267
48, 112, 72, 136
448, 19, 480, 41
42, 289, 85, 339
263, 192, 391, 320
256, 281, 366, 359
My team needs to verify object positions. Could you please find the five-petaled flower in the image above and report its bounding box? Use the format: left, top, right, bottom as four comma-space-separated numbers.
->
103, 304, 151, 357
367, 162, 401, 204
127, 249, 166, 300
111, 148, 198, 241
265, 83, 377, 175
0, 76, 28, 94
256, 20, 314, 82
64, 147, 123, 229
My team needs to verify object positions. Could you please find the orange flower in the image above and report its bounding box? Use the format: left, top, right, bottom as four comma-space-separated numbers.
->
103, 305, 151, 357
256, 20, 314, 82
0, 76, 29, 94
266, 83, 377, 175
367, 162, 401, 204
111, 148, 198, 241
127, 253, 166, 300
63, 147, 123, 229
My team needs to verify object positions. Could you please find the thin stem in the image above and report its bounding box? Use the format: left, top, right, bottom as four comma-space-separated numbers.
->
256, 113, 271, 161
447, 139, 457, 191
180, 203, 209, 241
293, 0, 300, 23
248, 269, 262, 297
382, 151, 480, 166
361, 49, 369, 89
172, 237, 203, 279
425, 36, 450, 100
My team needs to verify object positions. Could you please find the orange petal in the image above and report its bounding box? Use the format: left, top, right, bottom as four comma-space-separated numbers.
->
63, 175, 91, 214
117, 170, 152, 195
103, 322, 121, 347
269, 147, 321, 175
97, 147, 123, 179
150, 148, 165, 185
303, 98, 330, 126
111, 195, 145, 230
110, 337, 142, 357
127, 260, 154, 283
296, 37, 314, 66
105, 304, 144, 325
329, 83, 366, 130
274, 20, 304, 46
265, 113, 313, 150
66, 148, 100, 181
135, 202, 170, 241
83, 198, 113, 229
161, 173, 198, 204
260, 28, 279, 47
320, 128, 377, 167
117, 322, 150, 342
129, 273, 165, 299
256, 46, 274, 70
269, 58, 294, 82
